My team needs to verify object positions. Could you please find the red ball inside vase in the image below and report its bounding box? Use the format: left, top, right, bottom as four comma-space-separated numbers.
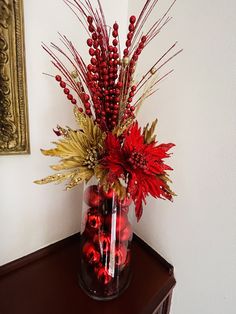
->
84, 185, 103, 207
82, 242, 101, 265
86, 210, 103, 230
93, 233, 111, 253
117, 196, 132, 207
105, 212, 128, 234
119, 223, 133, 242
115, 244, 128, 268
102, 187, 115, 199
96, 267, 112, 285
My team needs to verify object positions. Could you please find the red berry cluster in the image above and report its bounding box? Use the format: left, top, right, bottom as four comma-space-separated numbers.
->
85, 17, 124, 130
123, 85, 137, 120
81, 185, 132, 286
53, 15, 149, 131
123, 15, 136, 57
55, 75, 77, 105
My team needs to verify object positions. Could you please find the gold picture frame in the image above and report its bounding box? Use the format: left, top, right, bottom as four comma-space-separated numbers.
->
0, 0, 30, 155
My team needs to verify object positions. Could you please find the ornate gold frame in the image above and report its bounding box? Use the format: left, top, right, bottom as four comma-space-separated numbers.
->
0, 0, 30, 155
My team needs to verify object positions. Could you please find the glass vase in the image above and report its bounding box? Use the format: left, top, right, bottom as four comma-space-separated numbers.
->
78, 177, 133, 300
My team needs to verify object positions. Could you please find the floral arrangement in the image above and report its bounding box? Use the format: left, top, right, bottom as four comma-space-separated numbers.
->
35, 0, 181, 221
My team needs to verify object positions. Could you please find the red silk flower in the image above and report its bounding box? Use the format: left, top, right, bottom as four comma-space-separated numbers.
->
101, 122, 175, 220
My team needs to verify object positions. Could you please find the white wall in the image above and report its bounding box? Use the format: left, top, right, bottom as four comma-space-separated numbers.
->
129, 1, 236, 314
0, 0, 128, 266
1, 1, 236, 313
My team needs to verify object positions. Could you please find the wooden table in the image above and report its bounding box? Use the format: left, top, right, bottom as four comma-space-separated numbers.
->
0, 234, 176, 314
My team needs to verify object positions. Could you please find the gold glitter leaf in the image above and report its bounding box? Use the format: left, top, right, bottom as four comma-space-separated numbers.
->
34, 172, 75, 185
35, 113, 106, 189
74, 107, 88, 129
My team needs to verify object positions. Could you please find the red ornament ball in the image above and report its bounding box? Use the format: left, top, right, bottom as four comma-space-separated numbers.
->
93, 233, 111, 253
87, 212, 103, 230
102, 188, 115, 199
115, 245, 127, 268
82, 224, 96, 240
117, 196, 132, 207
96, 267, 112, 285
116, 212, 129, 233
119, 223, 133, 242
82, 242, 100, 264
84, 185, 102, 207
105, 212, 128, 234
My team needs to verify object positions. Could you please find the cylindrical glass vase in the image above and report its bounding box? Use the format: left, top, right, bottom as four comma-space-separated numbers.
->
78, 178, 133, 300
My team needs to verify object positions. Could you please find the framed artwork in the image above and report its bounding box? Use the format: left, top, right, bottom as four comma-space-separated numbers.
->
0, 0, 30, 155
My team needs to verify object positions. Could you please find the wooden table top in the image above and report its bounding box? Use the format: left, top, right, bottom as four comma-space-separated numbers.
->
0, 234, 175, 314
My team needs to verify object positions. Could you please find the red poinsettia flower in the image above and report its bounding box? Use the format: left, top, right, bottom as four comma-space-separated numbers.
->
101, 122, 175, 220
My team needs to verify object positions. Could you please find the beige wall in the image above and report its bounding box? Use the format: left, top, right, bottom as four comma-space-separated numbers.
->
0, 0, 128, 266
129, 1, 236, 313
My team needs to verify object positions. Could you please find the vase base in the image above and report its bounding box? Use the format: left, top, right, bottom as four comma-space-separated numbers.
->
78, 270, 133, 301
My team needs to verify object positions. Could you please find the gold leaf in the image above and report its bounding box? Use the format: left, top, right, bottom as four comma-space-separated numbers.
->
111, 180, 127, 200
143, 119, 158, 144
50, 157, 82, 171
